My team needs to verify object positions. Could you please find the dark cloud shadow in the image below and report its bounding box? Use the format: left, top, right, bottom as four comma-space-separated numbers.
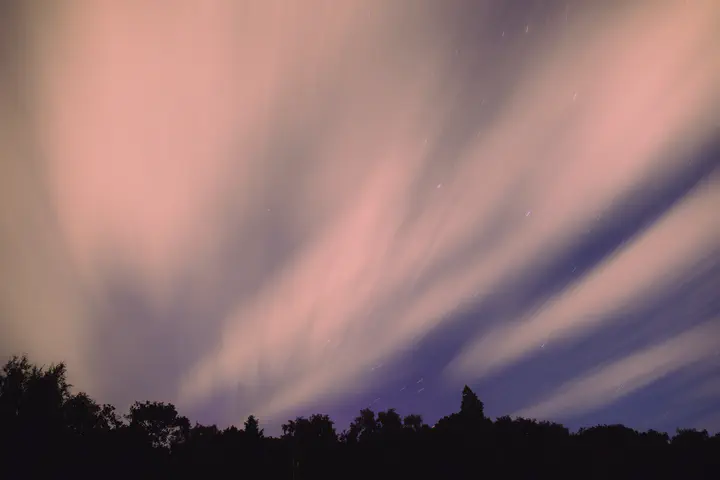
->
84, 264, 232, 408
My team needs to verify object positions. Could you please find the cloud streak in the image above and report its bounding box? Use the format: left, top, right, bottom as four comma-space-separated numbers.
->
1, 0, 718, 427
512, 319, 720, 421
446, 171, 720, 382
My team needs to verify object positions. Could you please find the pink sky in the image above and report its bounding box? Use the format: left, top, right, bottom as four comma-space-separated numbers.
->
1, 0, 718, 427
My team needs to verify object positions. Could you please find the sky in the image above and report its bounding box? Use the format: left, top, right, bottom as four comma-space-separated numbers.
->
1, 0, 718, 437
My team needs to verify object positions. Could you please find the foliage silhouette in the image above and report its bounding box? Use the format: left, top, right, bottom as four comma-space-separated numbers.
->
0, 354, 718, 479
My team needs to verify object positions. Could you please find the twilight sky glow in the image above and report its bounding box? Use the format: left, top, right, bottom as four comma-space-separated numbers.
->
1, 0, 718, 436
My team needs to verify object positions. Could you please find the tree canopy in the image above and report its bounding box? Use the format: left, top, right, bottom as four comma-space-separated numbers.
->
0, 354, 717, 479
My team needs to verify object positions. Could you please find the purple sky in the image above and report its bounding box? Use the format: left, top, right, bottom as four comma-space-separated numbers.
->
1, 0, 718, 437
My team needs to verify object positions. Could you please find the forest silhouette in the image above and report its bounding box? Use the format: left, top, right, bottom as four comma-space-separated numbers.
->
1, 355, 717, 479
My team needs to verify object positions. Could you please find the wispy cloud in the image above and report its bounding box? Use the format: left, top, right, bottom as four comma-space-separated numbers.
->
446, 171, 720, 382
512, 320, 720, 421
1, 0, 717, 425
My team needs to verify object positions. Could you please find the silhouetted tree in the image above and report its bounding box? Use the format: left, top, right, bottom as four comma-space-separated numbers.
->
402, 413, 425, 431
344, 407, 378, 444
672, 428, 709, 447
243, 414, 264, 438
2, 354, 718, 480
377, 408, 402, 433
281, 414, 338, 478
126, 400, 190, 449
64, 392, 104, 434
460, 384, 484, 419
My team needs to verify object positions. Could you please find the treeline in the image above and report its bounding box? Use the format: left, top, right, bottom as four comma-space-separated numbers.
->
0, 355, 718, 479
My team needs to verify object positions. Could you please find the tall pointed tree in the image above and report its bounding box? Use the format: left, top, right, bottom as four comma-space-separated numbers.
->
460, 385, 484, 419
244, 414, 264, 439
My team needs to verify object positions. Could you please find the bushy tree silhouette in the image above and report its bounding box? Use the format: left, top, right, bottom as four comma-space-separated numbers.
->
244, 414, 264, 438
401, 412, 425, 431
1, 355, 718, 479
127, 400, 190, 449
